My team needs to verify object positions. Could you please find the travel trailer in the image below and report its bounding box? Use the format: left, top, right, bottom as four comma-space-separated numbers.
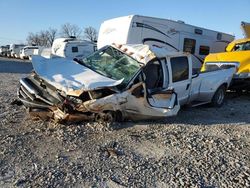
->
9, 44, 26, 58
20, 46, 39, 60
0, 45, 9, 56
98, 15, 235, 60
51, 37, 96, 59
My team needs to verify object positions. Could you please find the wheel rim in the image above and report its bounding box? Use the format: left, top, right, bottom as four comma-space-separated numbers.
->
217, 89, 224, 105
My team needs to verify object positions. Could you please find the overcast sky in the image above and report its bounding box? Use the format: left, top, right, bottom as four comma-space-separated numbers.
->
0, 0, 249, 45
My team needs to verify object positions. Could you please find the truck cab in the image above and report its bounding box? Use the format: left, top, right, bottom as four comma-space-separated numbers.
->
201, 21, 250, 90
201, 38, 250, 90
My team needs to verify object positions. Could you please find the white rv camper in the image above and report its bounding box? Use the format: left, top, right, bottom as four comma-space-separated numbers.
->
0, 45, 9, 56
9, 44, 26, 58
20, 46, 39, 60
98, 15, 235, 60
51, 37, 96, 59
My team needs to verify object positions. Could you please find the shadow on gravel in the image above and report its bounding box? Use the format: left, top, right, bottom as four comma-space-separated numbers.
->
17, 90, 250, 129
0, 58, 33, 74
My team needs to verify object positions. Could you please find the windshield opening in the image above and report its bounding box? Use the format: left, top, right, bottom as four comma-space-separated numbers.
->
234, 42, 250, 51
80, 46, 141, 86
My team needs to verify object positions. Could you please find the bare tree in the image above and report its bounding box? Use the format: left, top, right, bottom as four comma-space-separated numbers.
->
26, 32, 40, 46
83, 26, 98, 42
39, 30, 49, 46
60, 23, 82, 38
46, 28, 57, 46
26, 28, 57, 47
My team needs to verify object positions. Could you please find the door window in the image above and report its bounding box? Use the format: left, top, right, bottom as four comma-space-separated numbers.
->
143, 60, 163, 89
170, 56, 189, 82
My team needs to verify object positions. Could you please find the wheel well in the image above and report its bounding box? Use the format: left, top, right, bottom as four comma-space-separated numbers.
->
212, 83, 227, 100
220, 83, 228, 89
102, 110, 124, 122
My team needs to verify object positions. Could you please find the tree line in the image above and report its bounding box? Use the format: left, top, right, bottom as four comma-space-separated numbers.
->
26, 23, 98, 47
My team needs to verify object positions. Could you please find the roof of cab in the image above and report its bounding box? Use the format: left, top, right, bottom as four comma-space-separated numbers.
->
112, 43, 188, 64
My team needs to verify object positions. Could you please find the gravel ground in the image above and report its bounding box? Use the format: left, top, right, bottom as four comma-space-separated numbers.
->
0, 57, 250, 187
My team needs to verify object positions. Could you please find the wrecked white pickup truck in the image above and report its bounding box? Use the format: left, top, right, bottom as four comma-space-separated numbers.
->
18, 44, 235, 123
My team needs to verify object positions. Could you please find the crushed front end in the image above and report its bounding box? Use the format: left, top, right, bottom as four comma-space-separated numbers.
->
18, 72, 121, 123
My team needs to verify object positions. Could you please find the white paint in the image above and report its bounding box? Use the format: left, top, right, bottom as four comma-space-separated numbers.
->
31, 56, 123, 95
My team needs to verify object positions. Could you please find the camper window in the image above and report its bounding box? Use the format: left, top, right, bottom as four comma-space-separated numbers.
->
72, 47, 78, 53
217, 33, 222, 40
170, 56, 189, 82
183, 38, 196, 54
199, 46, 210, 55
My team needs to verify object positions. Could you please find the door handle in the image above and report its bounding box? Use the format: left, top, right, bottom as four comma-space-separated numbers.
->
186, 83, 190, 90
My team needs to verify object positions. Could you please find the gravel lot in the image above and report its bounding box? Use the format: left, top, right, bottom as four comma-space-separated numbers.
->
0, 57, 249, 187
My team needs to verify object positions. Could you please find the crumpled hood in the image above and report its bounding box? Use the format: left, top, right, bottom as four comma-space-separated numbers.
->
31, 56, 123, 96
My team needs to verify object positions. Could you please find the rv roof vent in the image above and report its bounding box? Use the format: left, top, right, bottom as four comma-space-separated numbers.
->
177, 20, 185, 24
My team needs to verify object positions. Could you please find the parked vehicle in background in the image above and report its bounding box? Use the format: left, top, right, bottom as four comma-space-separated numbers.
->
201, 21, 250, 91
20, 46, 39, 60
39, 47, 52, 59
98, 15, 235, 62
0, 45, 9, 56
9, 44, 26, 58
51, 37, 96, 59
17, 44, 235, 123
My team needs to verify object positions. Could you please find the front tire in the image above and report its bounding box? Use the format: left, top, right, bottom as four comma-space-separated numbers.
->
211, 85, 226, 107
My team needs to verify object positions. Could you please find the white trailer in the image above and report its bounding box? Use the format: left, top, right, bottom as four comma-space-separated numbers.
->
51, 37, 96, 59
98, 15, 235, 60
20, 46, 39, 60
9, 44, 26, 58
0, 45, 9, 56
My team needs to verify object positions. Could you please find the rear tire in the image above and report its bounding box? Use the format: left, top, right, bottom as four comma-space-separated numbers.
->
211, 85, 226, 107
